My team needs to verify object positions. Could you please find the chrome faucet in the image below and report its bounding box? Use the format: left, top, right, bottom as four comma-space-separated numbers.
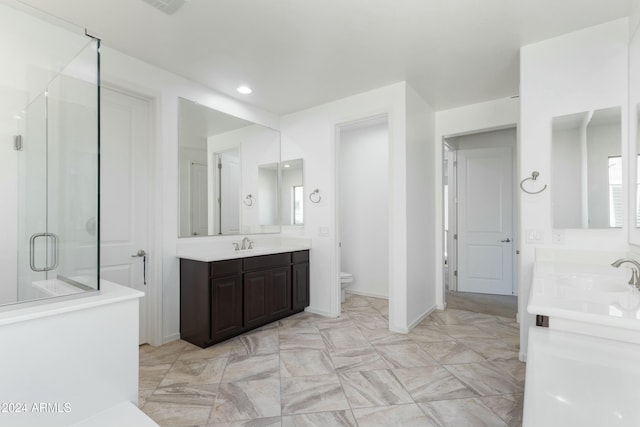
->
241, 237, 252, 250
611, 258, 640, 288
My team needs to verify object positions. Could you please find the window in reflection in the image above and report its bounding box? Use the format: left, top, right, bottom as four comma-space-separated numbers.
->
608, 156, 623, 228
293, 185, 304, 225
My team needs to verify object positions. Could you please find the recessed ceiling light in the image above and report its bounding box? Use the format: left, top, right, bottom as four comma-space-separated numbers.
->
237, 86, 252, 95
283, 164, 291, 168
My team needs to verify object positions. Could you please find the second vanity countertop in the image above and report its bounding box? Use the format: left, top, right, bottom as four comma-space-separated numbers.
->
176, 237, 312, 263
528, 260, 640, 340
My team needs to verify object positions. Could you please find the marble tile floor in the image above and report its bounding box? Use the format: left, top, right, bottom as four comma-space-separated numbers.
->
139, 294, 524, 427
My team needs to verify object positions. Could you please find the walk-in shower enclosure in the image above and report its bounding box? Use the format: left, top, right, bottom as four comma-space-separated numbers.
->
0, 1, 100, 307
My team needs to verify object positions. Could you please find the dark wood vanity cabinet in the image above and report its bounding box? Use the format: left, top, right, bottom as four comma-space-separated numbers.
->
292, 250, 310, 311
180, 250, 309, 348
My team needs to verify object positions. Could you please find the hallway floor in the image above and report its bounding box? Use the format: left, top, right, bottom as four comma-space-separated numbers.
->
139, 294, 523, 427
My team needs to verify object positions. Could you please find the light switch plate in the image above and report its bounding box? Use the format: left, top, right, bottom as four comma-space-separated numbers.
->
526, 229, 544, 243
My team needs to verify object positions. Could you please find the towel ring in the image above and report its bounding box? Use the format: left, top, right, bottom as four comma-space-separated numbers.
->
519, 171, 547, 195
243, 194, 254, 206
309, 189, 321, 203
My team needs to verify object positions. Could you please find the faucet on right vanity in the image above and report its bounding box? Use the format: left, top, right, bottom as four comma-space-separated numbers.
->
611, 258, 640, 289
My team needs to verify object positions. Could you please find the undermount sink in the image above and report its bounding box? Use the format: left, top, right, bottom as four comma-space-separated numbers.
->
528, 261, 640, 341
552, 274, 630, 293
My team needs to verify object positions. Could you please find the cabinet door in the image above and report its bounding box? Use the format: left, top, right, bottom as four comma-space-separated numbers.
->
180, 259, 211, 347
270, 266, 292, 319
211, 275, 243, 342
292, 262, 310, 311
244, 271, 269, 329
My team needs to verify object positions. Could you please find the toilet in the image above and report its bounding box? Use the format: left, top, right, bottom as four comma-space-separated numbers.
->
340, 272, 353, 302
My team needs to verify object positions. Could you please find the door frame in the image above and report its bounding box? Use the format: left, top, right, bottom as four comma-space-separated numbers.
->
442, 125, 519, 302
334, 113, 390, 318
101, 83, 161, 346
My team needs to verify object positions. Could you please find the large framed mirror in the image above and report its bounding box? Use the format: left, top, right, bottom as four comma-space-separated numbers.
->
630, 21, 640, 245
551, 106, 622, 229
178, 98, 281, 237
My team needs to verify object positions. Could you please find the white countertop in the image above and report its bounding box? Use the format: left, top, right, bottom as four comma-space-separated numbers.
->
528, 261, 640, 335
176, 237, 311, 262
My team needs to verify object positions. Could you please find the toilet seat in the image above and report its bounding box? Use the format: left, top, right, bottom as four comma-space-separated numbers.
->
340, 272, 353, 283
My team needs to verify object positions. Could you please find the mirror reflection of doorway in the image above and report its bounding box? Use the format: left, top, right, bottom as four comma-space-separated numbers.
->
212, 149, 240, 235
189, 162, 208, 236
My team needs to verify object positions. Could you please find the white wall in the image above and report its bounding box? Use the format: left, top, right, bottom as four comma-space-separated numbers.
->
339, 118, 389, 299
406, 85, 437, 326
519, 18, 629, 359
100, 46, 279, 344
281, 82, 436, 332
434, 97, 520, 309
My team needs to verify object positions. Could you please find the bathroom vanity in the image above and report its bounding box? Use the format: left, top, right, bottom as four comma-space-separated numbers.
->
180, 249, 309, 348
524, 255, 640, 427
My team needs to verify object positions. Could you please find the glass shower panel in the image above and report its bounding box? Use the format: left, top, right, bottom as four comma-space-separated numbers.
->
17, 92, 48, 302
15, 40, 99, 302
47, 41, 99, 291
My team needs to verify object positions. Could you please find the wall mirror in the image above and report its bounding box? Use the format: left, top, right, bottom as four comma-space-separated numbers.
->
280, 159, 304, 225
551, 106, 622, 229
630, 22, 640, 244
178, 98, 281, 237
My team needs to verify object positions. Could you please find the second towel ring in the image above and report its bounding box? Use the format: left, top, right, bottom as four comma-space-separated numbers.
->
243, 194, 254, 206
519, 171, 547, 195
309, 189, 321, 203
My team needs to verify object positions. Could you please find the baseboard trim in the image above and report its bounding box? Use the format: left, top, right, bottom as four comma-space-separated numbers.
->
305, 306, 334, 318
162, 333, 181, 346
408, 304, 437, 331
345, 289, 389, 300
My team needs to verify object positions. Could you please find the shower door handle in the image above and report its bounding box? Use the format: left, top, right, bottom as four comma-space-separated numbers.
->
131, 249, 147, 285
29, 233, 59, 272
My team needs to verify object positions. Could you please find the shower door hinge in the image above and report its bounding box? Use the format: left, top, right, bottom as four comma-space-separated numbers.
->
453, 233, 457, 240
13, 135, 23, 151
453, 270, 457, 277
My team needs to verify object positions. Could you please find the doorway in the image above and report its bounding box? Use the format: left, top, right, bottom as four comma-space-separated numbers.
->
336, 115, 389, 316
443, 127, 517, 299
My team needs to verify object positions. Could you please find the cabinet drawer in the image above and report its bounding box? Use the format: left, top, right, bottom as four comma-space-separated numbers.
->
210, 259, 242, 277
292, 250, 309, 263
243, 253, 291, 271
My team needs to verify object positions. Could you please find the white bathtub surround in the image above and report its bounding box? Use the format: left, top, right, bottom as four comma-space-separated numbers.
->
176, 235, 311, 262
524, 254, 640, 426
0, 281, 148, 427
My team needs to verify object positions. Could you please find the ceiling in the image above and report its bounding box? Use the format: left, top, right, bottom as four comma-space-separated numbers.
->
16, 0, 632, 115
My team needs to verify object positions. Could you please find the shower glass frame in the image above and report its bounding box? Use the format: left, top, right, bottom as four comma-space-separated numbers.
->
10, 31, 101, 307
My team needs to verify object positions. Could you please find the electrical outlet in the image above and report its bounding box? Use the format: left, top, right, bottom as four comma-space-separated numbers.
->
552, 229, 564, 244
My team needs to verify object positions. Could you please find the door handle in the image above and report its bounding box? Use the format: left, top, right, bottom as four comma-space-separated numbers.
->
131, 249, 147, 285
500, 238, 511, 243
131, 249, 146, 257
29, 233, 59, 272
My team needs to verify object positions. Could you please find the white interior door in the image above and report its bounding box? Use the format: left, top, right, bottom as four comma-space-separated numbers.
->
100, 87, 150, 344
213, 150, 240, 235
457, 146, 513, 295
190, 162, 208, 236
